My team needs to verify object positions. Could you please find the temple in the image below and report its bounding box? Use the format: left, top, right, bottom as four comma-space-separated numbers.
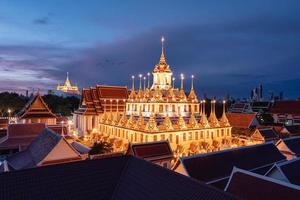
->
56, 72, 80, 95
73, 38, 232, 156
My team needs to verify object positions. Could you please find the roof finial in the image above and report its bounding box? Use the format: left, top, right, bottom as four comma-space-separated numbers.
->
160, 36, 166, 64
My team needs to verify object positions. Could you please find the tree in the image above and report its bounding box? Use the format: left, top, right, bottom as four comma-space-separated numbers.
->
89, 141, 113, 155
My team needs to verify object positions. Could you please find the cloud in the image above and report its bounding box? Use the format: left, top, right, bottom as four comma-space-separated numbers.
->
1, 14, 300, 98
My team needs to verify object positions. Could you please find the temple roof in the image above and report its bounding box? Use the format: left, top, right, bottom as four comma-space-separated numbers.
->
178, 142, 286, 189
153, 37, 172, 73
270, 100, 300, 115
126, 141, 173, 162
0, 155, 237, 200
17, 94, 57, 119
225, 168, 300, 200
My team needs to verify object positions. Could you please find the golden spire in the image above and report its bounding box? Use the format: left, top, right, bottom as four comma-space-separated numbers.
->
152, 86, 163, 101
129, 75, 136, 100
188, 75, 198, 102
137, 74, 144, 100
208, 99, 220, 127
147, 72, 151, 88
126, 112, 136, 129
135, 110, 145, 129
64, 72, 71, 87
162, 114, 174, 131
159, 36, 166, 64
118, 111, 128, 126
220, 100, 230, 126
145, 112, 158, 132
177, 114, 187, 130
199, 100, 210, 128
188, 111, 199, 128
179, 73, 187, 102
167, 87, 176, 101
172, 77, 175, 88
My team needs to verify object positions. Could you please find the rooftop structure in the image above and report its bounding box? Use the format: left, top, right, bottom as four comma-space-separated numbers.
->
0, 155, 237, 200
17, 93, 57, 125
266, 157, 300, 185
126, 140, 173, 168
174, 142, 286, 189
276, 136, 300, 160
74, 38, 232, 156
226, 112, 258, 129
3, 128, 82, 171
271, 100, 300, 126
251, 127, 279, 142
56, 72, 80, 95
225, 167, 300, 200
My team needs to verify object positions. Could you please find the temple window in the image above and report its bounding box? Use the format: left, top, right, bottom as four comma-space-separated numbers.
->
169, 134, 173, 143
183, 132, 186, 141
206, 131, 209, 138
189, 132, 192, 140
195, 131, 199, 140
221, 129, 224, 136
217, 130, 220, 137
161, 134, 165, 140
176, 135, 179, 144
159, 105, 163, 112
172, 105, 175, 112
154, 135, 157, 141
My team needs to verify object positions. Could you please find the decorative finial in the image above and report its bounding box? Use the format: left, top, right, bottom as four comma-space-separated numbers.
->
139, 74, 142, 89
172, 77, 175, 88
147, 72, 150, 88
180, 73, 184, 89
143, 77, 146, 90
160, 36, 166, 64
131, 75, 135, 90
191, 75, 194, 90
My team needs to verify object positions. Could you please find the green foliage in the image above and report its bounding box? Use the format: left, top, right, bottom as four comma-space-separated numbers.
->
43, 94, 80, 116
89, 141, 113, 155
0, 92, 28, 116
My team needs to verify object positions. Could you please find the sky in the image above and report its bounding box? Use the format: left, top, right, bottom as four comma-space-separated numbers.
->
0, 0, 300, 98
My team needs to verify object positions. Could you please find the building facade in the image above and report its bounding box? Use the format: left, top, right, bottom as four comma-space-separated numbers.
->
56, 72, 80, 95
74, 39, 232, 156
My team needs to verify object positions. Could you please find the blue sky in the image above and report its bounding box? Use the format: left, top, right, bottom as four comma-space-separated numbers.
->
0, 0, 300, 98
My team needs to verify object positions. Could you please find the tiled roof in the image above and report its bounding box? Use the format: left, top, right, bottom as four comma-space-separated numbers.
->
0, 155, 237, 200
0, 123, 46, 150
282, 136, 300, 156
276, 157, 300, 185
227, 113, 257, 128
270, 100, 300, 115
76, 85, 128, 115
17, 94, 57, 119
127, 141, 173, 162
7, 128, 81, 170
180, 143, 286, 189
225, 168, 300, 200
253, 128, 279, 141
71, 141, 91, 154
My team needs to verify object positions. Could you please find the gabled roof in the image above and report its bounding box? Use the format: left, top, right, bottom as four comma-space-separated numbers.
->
226, 113, 257, 128
0, 123, 46, 150
76, 85, 128, 115
274, 157, 300, 185
280, 136, 300, 156
126, 141, 173, 162
251, 101, 272, 112
252, 128, 279, 141
271, 100, 300, 115
179, 143, 286, 189
71, 141, 91, 154
0, 156, 237, 200
225, 167, 300, 200
6, 128, 81, 170
17, 94, 57, 119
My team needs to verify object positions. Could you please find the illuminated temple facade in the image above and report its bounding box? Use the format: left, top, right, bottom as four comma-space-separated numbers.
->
57, 72, 80, 95
73, 39, 232, 155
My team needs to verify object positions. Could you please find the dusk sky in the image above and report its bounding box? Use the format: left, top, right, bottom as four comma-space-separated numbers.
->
0, 0, 300, 98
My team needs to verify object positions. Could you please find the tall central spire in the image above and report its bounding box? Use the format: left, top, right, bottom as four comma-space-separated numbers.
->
159, 36, 166, 64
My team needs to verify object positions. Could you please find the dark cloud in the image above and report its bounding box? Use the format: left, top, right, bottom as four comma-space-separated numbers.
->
33, 17, 50, 25
2, 14, 300, 98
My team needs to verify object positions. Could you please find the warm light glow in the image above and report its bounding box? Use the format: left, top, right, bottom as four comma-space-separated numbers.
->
223, 100, 226, 104
147, 72, 150, 76
7, 109, 11, 113
139, 74, 142, 78
172, 77, 175, 81
191, 75, 194, 79
143, 77, 146, 80
68, 120, 73, 125
161, 36, 165, 43
131, 75, 135, 79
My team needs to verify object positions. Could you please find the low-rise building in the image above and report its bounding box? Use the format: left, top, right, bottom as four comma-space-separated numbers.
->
173, 142, 286, 189
126, 141, 173, 168
276, 136, 300, 160
225, 167, 300, 200
0, 155, 237, 200
271, 100, 300, 126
